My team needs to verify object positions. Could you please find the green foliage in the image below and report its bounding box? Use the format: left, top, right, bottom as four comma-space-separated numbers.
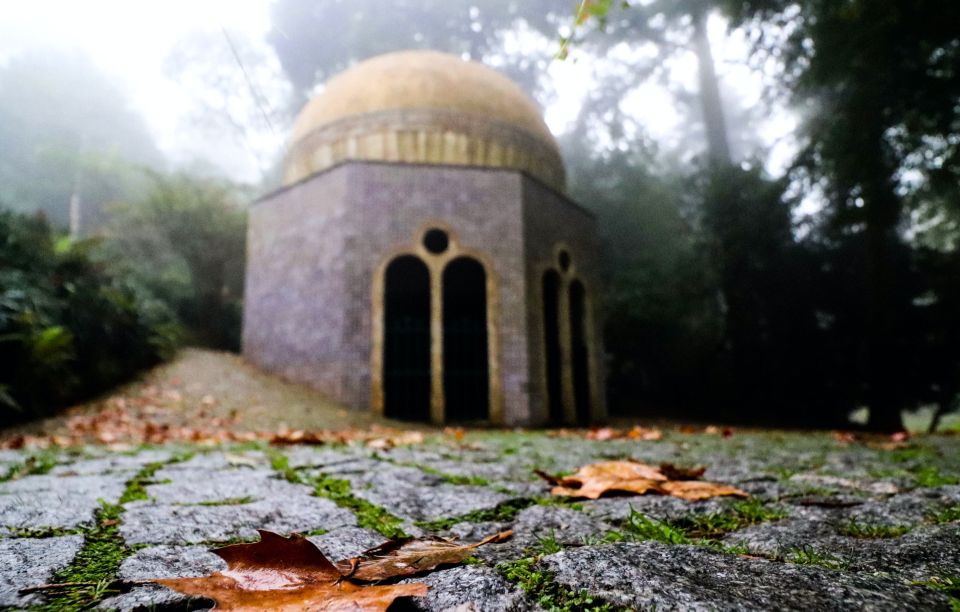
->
0, 208, 180, 422
837, 521, 911, 539
416, 498, 538, 531
930, 505, 960, 525
680, 498, 787, 538
105, 172, 247, 351
497, 558, 621, 612
270, 453, 409, 539
783, 546, 847, 571
619, 508, 692, 545
37, 501, 131, 612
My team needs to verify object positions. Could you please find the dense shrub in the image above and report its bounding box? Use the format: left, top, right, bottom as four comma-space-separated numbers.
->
0, 209, 180, 422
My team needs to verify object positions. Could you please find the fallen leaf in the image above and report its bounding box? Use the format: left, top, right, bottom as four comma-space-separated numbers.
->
155, 530, 427, 611
658, 463, 706, 481
537, 460, 748, 501
344, 530, 513, 581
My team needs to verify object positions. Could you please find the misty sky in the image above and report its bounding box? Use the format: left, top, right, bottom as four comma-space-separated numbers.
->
0, 1, 797, 183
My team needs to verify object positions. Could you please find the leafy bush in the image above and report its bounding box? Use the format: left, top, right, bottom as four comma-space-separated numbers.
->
0, 209, 180, 422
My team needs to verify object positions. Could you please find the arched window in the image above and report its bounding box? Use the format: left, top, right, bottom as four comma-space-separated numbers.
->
442, 257, 489, 421
569, 279, 591, 424
383, 255, 431, 420
542, 270, 563, 422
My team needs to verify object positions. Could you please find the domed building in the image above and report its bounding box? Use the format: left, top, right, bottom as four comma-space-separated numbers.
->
243, 50, 605, 426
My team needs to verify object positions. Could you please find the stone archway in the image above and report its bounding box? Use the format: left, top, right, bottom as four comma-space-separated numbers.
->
442, 256, 490, 422
542, 269, 564, 422
383, 255, 431, 421
569, 279, 591, 425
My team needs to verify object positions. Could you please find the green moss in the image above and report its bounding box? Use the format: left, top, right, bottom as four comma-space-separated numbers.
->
913, 576, 960, 611
118, 461, 165, 504
618, 508, 692, 545
269, 452, 408, 539
416, 498, 538, 531
837, 520, 911, 539
497, 558, 623, 612
913, 465, 959, 488
783, 546, 847, 571
533, 531, 564, 555
1, 450, 61, 482
34, 502, 130, 612
309, 474, 409, 539
930, 504, 960, 524
5, 526, 82, 538
189, 496, 257, 506
679, 498, 787, 539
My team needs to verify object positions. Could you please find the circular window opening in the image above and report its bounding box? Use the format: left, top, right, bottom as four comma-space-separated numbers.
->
423, 228, 450, 254
558, 250, 571, 272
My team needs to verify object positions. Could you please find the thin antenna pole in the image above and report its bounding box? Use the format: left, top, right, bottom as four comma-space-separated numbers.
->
220, 25, 277, 137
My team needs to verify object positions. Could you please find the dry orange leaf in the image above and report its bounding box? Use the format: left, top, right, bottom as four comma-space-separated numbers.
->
344, 530, 513, 582
536, 460, 748, 501
154, 530, 426, 611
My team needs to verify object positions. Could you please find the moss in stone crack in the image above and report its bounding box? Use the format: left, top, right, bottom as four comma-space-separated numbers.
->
118, 461, 166, 504
677, 498, 788, 538
269, 453, 408, 540
1, 450, 60, 482
497, 557, 623, 612
33, 502, 131, 612
930, 504, 960, 524
405, 462, 491, 487
913, 576, 960, 611
306, 473, 409, 539
4, 526, 83, 538
837, 520, 911, 539
913, 465, 959, 488
416, 498, 538, 531
782, 546, 847, 571
192, 496, 257, 507
618, 508, 692, 545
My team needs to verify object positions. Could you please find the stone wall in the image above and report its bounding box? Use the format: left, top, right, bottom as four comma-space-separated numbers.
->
522, 177, 607, 424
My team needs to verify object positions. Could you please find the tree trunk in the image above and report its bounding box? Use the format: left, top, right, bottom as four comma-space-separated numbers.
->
692, 8, 732, 166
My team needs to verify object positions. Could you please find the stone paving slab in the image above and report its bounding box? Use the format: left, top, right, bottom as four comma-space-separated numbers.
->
0, 535, 85, 607
121, 495, 355, 545
543, 541, 952, 610
0, 432, 957, 610
0, 473, 128, 533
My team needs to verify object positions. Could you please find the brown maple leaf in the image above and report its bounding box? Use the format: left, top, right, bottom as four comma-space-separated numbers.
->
343, 530, 513, 582
155, 530, 427, 611
536, 460, 748, 501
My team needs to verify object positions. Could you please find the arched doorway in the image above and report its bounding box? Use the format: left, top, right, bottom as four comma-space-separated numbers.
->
542, 270, 563, 422
383, 255, 431, 421
569, 279, 591, 424
442, 257, 489, 421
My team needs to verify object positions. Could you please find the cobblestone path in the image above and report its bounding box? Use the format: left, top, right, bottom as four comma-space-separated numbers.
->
1, 431, 958, 610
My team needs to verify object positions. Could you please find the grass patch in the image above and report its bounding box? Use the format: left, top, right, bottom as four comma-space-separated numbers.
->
1, 450, 61, 482
269, 452, 408, 539
913, 466, 959, 488
618, 508, 692, 545
497, 558, 623, 612
930, 504, 960, 524
408, 463, 491, 487
117, 461, 166, 504
4, 526, 82, 538
837, 520, 911, 539
678, 498, 787, 538
783, 546, 847, 571
913, 576, 960, 611
34, 502, 131, 611
416, 498, 538, 531
192, 496, 256, 507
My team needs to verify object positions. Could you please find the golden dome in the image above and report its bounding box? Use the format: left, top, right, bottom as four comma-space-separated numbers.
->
283, 50, 565, 190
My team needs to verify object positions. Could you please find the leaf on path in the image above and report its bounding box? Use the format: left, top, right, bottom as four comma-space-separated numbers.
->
154, 530, 426, 611
536, 460, 748, 501
550, 426, 663, 441
343, 530, 513, 582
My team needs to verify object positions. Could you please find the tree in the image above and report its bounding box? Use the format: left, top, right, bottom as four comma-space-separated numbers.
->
104, 173, 248, 351
0, 50, 161, 231
726, 0, 960, 430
